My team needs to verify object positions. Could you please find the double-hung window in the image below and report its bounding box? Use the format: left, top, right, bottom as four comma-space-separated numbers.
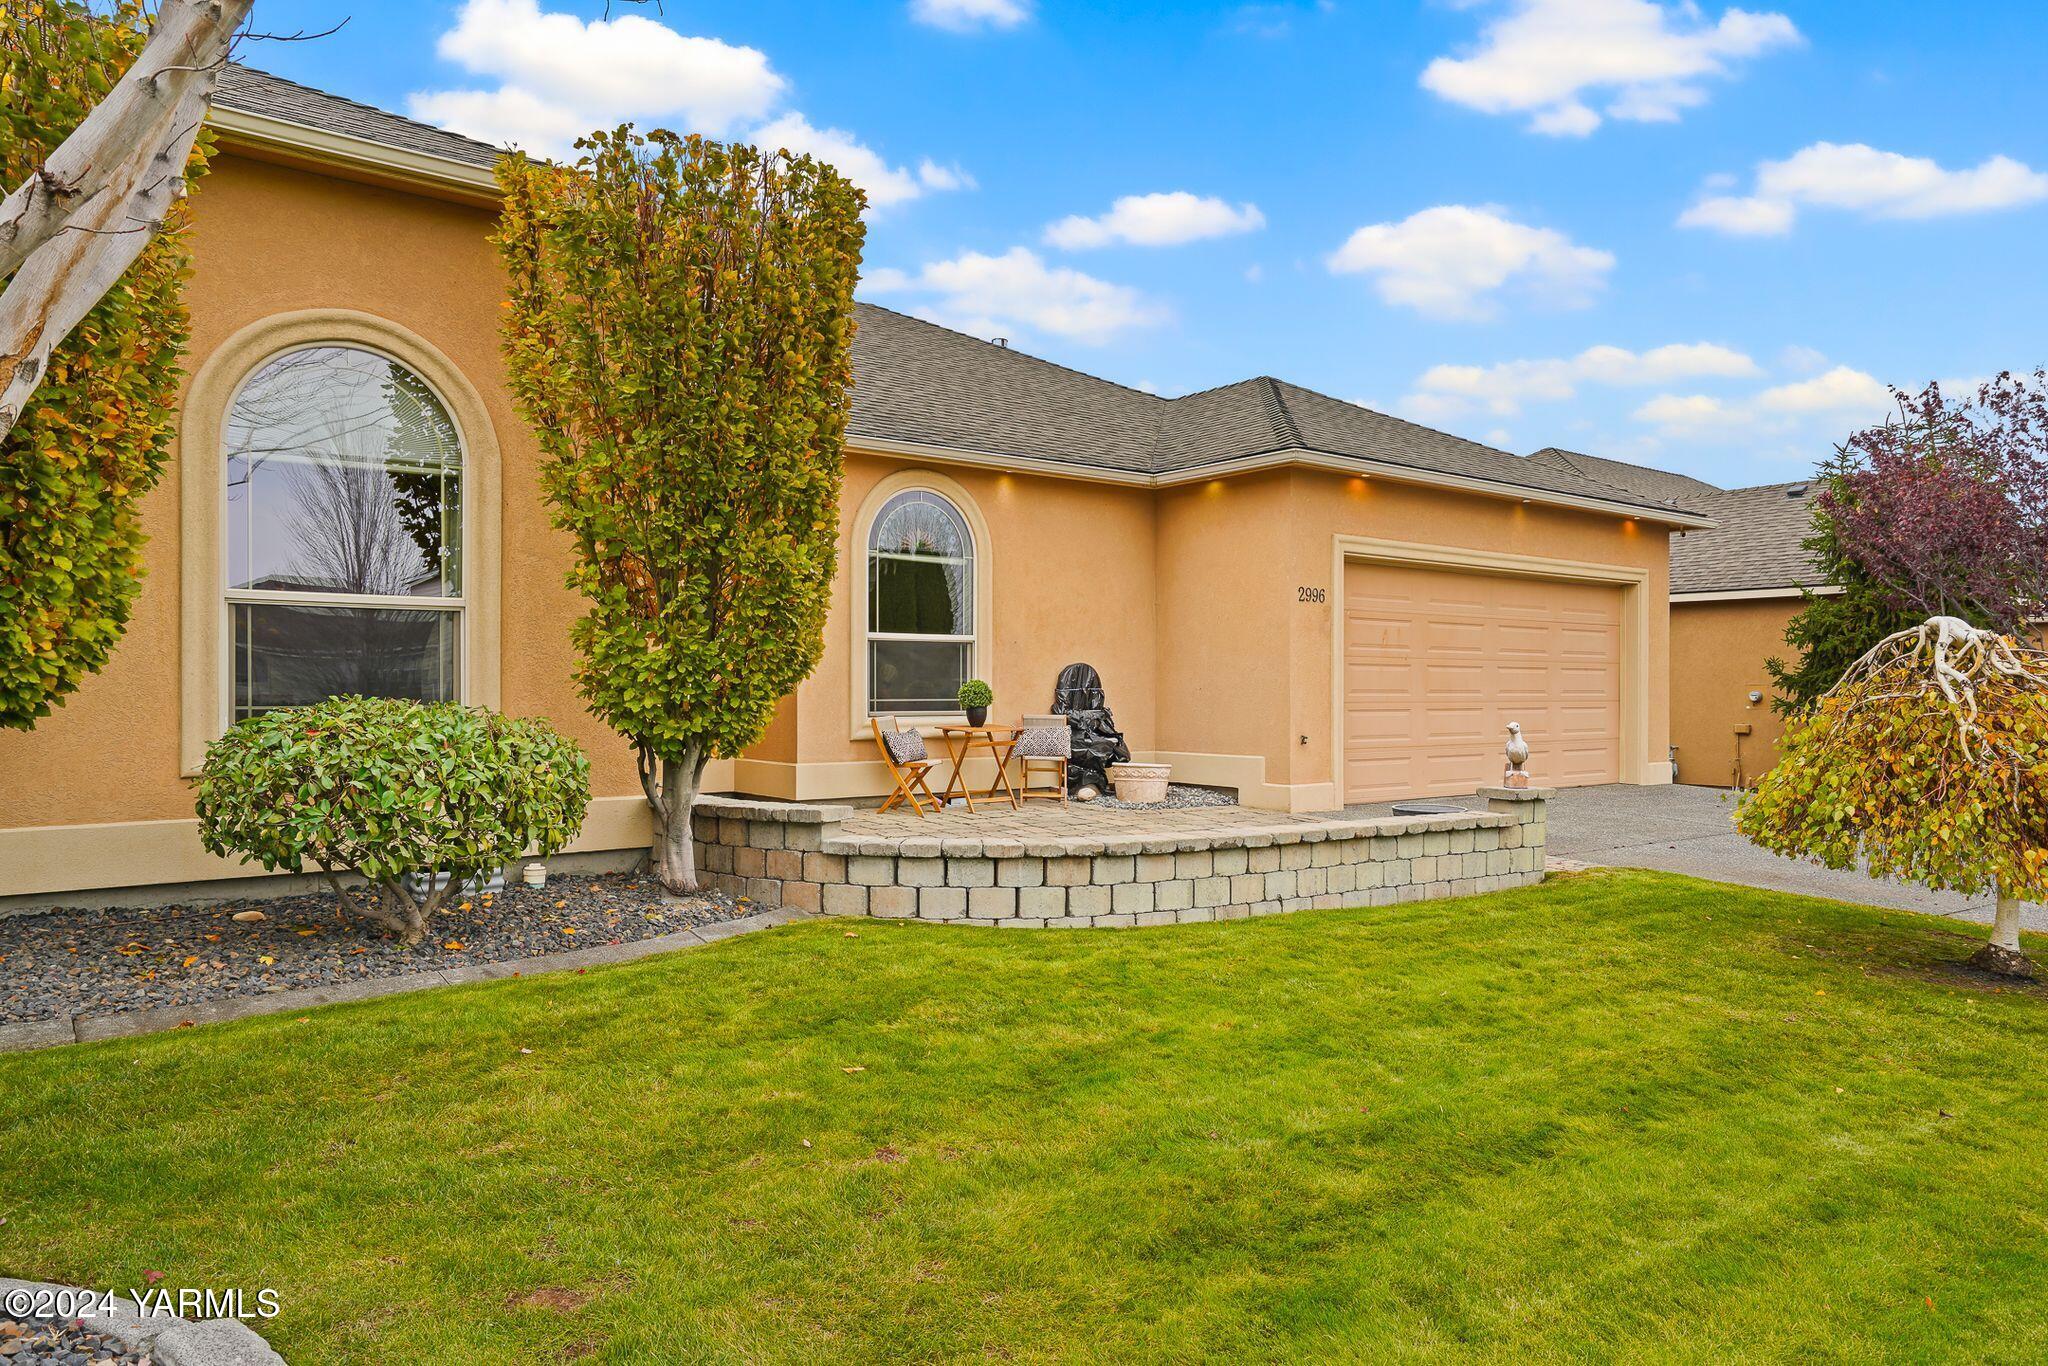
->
866, 488, 974, 714
223, 345, 464, 720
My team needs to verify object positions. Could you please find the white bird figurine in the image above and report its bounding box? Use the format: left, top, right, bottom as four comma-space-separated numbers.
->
1503, 722, 1531, 788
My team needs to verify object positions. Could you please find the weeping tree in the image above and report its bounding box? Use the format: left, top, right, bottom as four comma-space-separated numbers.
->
1770, 374, 2048, 712
1740, 617, 2048, 978
496, 128, 864, 893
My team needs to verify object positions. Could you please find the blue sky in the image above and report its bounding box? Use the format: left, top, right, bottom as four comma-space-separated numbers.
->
251, 0, 2048, 487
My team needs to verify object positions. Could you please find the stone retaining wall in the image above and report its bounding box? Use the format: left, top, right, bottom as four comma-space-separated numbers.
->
692, 789, 1549, 928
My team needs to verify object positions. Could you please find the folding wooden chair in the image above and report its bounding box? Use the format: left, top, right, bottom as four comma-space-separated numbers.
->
871, 716, 940, 816
1012, 713, 1071, 807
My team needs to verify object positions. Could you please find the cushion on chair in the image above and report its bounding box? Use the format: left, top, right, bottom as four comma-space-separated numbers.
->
1013, 725, 1070, 759
881, 728, 928, 763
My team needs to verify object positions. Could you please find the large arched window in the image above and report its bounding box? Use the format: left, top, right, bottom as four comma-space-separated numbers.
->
867, 488, 974, 714
223, 345, 464, 719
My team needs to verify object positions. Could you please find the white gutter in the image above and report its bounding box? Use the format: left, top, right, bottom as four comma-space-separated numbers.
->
207, 104, 500, 200
1151, 447, 1716, 528
1671, 585, 1840, 603
853, 437, 1713, 525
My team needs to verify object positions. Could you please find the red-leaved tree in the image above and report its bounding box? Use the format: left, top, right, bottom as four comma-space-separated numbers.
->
1818, 372, 2048, 632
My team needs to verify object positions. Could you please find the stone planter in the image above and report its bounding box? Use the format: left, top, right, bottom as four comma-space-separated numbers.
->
1106, 762, 1170, 804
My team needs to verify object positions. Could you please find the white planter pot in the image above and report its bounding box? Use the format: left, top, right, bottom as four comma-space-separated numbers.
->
1106, 763, 1170, 804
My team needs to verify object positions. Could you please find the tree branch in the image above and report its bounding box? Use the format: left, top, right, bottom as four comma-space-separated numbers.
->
0, 0, 252, 279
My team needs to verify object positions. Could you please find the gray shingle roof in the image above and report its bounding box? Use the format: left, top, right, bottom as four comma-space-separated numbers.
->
1671, 482, 1828, 594
1525, 446, 1722, 509
215, 64, 504, 170
203, 69, 1704, 518
846, 305, 1166, 474
850, 310, 1695, 512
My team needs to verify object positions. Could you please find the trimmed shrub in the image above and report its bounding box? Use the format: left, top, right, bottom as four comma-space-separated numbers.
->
197, 697, 592, 942
956, 678, 993, 709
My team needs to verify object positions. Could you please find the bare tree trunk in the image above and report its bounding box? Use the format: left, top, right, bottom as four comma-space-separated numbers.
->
1968, 890, 2034, 978
0, 0, 253, 438
640, 744, 707, 895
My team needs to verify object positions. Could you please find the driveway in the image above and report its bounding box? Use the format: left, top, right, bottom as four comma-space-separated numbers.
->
1542, 783, 2039, 931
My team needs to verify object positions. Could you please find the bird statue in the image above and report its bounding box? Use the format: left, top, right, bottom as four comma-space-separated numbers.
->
1503, 721, 1531, 788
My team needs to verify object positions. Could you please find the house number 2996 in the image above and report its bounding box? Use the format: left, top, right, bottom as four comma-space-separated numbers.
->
1297, 586, 1326, 604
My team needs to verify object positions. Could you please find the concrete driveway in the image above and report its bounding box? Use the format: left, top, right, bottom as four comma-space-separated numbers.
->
1542, 783, 2038, 930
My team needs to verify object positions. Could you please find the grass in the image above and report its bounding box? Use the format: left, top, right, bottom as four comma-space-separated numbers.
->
5, 870, 2048, 1362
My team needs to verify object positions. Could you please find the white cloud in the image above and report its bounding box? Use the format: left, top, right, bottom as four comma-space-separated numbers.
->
410, 0, 969, 210
1674, 194, 1795, 235
1634, 364, 1896, 435
1681, 142, 2048, 234
1754, 365, 1893, 414
1326, 205, 1613, 321
910, 0, 1032, 32
1407, 341, 1758, 416
1044, 192, 1266, 249
861, 247, 1167, 344
412, 0, 785, 149
1777, 344, 1828, 375
753, 114, 969, 210
1421, 0, 1800, 137
1632, 392, 1745, 432
916, 160, 977, 192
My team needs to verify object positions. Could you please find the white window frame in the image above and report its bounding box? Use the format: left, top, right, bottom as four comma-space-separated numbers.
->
847, 469, 994, 738
180, 310, 503, 776
865, 489, 975, 717
220, 342, 469, 725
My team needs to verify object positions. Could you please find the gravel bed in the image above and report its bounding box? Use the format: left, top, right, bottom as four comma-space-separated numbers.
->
1091, 783, 1239, 811
0, 873, 747, 1027
0, 1316, 143, 1364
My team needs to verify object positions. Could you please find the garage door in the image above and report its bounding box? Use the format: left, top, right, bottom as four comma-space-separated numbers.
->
1342, 561, 1621, 802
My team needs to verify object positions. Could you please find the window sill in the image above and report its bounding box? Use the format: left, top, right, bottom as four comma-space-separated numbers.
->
853, 711, 973, 742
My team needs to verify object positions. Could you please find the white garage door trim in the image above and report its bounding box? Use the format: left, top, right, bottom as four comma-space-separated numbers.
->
1326, 535, 1660, 800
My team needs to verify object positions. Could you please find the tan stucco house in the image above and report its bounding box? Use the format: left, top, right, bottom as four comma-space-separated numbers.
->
0, 68, 1713, 904
1527, 448, 1829, 788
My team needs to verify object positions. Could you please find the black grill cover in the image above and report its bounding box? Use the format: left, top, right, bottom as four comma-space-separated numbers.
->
1053, 663, 1129, 795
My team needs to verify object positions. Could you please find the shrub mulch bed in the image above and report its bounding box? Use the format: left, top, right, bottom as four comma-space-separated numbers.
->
0, 873, 747, 1027
1, 1315, 147, 1365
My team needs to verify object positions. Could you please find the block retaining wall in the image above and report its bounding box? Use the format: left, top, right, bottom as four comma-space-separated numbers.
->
691, 789, 1550, 928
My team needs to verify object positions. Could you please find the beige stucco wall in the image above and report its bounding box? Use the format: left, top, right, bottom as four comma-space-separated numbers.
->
0, 145, 1682, 896
1154, 470, 1673, 808
1669, 598, 1800, 788
767, 453, 1159, 797
0, 150, 644, 839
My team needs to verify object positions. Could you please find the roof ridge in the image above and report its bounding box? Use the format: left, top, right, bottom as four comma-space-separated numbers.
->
853, 301, 1168, 403
1261, 376, 1304, 449
1265, 376, 1511, 458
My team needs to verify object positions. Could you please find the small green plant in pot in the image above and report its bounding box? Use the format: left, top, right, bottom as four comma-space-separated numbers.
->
957, 679, 994, 727
197, 697, 592, 944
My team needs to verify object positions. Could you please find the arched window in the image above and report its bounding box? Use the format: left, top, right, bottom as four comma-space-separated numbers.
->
867, 488, 974, 714
223, 345, 464, 719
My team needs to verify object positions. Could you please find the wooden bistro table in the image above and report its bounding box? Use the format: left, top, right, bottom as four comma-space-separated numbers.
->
935, 723, 1021, 812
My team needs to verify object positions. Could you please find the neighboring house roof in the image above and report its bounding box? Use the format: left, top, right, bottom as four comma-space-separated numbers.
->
1525, 446, 1723, 508
1670, 482, 1829, 596
201, 67, 1709, 525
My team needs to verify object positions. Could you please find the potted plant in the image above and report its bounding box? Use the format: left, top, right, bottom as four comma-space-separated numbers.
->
957, 679, 993, 727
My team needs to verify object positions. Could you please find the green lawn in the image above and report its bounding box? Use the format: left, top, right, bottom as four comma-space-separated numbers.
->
5, 871, 2047, 1362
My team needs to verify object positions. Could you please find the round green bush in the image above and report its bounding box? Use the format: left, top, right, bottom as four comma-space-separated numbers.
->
956, 679, 994, 709
196, 697, 592, 941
